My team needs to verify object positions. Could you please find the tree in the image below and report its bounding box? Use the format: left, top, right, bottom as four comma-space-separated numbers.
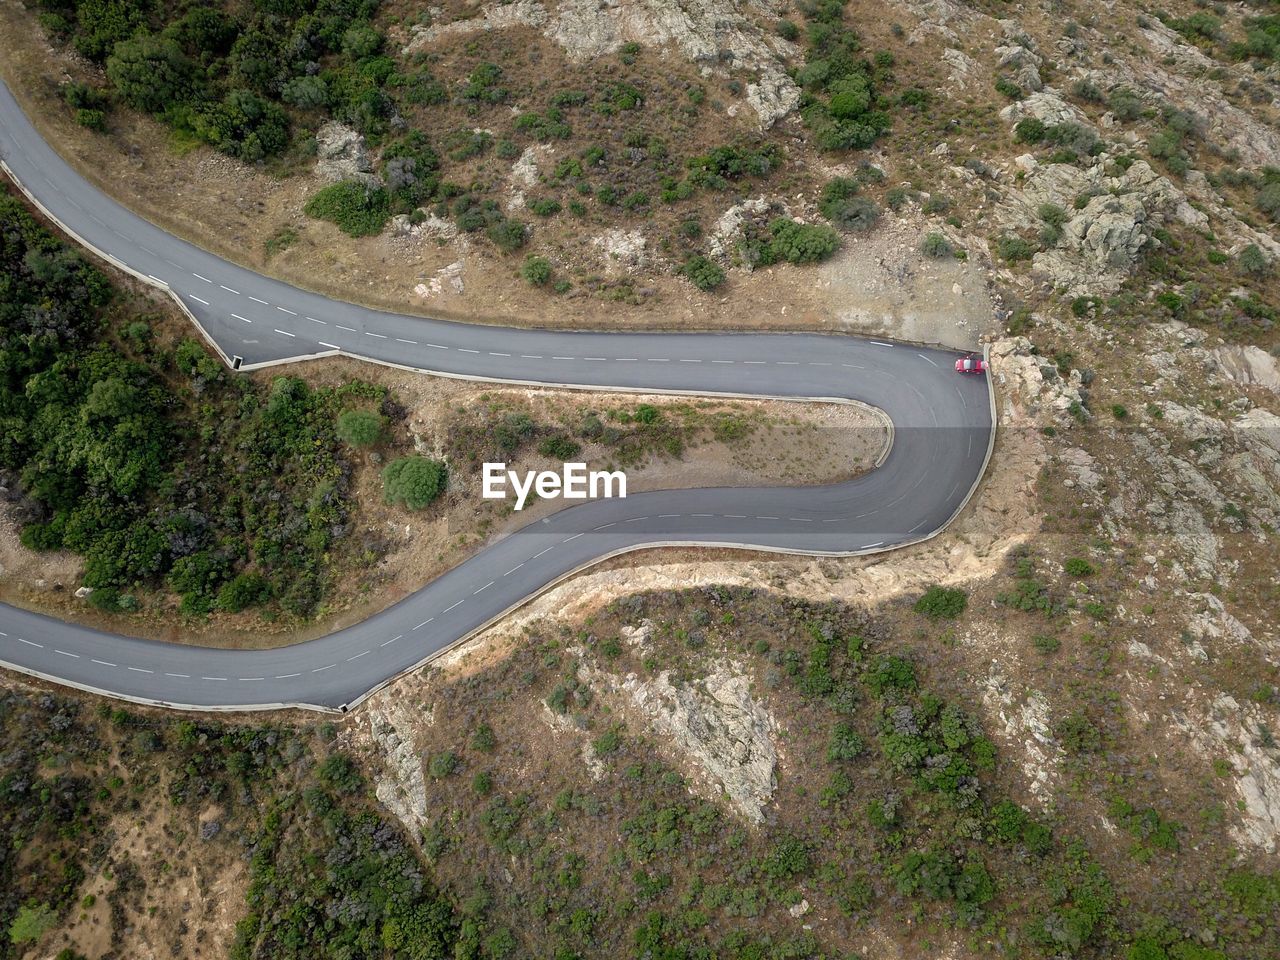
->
106, 34, 199, 114
8, 903, 57, 944
383, 456, 447, 510
335, 408, 384, 446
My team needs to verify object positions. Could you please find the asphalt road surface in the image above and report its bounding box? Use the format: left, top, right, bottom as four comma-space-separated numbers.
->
0, 79, 995, 712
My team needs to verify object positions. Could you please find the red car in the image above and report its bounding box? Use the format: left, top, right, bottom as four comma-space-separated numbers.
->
955, 355, 987, 375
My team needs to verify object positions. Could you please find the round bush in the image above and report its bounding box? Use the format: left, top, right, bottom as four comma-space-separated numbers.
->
521, 255, 552, 286
383, 456, 448, 510
921, 232, 953, 258
335, 408, 384, 446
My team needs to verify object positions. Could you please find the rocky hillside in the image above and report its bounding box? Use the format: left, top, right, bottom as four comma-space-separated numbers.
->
0, 0, 1277, 957
2, 0, 1276, 345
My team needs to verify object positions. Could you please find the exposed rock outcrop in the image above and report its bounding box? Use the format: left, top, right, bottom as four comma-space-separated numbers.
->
618, 662, 778, 823
579, 647, 779, 823
1012, 160, 1198, 294
999, 89, 1086, 128
365, 702, 430, 836
592, 228, 649, 273
1174, 694, 1280, 853
407, 0, 800, 127
315, 121, 376, 185
1214, 346, 1280, 395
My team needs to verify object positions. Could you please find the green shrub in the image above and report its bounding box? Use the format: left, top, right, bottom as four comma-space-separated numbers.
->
521, 255, 552, 286
215, 572, 273, 612
686, 144, 782, 189
383, 456, 448, 510
768, 219, 841, 263
994, 76, 1023, 99
827, 722, 865, 762
1013, 117, 1045, 143
305, 181, 391, 237
486, 219, 528, 253
75, 108, 107, 131
318, 752, 363, 793
867, 655, 917, 696
106, 35, 198, 113
821, 189, 880, 234
914, 586, 968, 620
996, 234, 1036, 262
1239, 243, 1269, 275
528, 198, 561, 216
682, 255, 725, 291
335, 408, 384, 446
195, 89, 289, 162
471, 723, 497, 753
429, 751, 460, 778
1033, 634, 1061, 654
1064, 557, 1095, 576
1056, 711, 1102, 753
538, 434, 582, 460
921, 232, 953, 258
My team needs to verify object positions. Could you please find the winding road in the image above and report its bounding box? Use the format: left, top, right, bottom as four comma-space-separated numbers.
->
0, 78, 995, 712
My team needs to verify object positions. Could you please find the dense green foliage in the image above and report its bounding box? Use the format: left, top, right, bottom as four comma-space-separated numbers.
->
234, 791, 458, 960
335, 407, 385, 446
795, 0, 892, 151
305, 181, 392, 237
913, 585, 968, 620
37, 0, 391, 161
682, 254, 726, 291
1, 193, 377, 618
1232, 15, 1280, 62
382, 455, 448, 510
765, 218, 842, 264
